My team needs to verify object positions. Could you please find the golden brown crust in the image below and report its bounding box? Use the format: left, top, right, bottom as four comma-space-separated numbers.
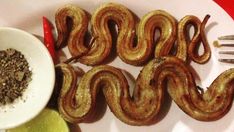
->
56, 57, 234, 125
79, 3, 134, 65
188, 15, 211, 63
55, 4, 88, 55
55, 63, 86, 122
163, 57, 234, 121
54, 3, 222, 125
176, 15, 211, 63
56, 63, 160, 125
55, 3, 211, 66
55, 3, 177, 66
116, 9, 177, 65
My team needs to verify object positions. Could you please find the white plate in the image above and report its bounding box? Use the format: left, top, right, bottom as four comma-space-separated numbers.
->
1, 0, 234, 132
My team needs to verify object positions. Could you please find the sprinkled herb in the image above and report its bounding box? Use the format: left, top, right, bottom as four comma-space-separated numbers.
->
0, 48, 32, 105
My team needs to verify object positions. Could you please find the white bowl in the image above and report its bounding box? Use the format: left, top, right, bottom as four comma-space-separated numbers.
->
0, 27, 55, 129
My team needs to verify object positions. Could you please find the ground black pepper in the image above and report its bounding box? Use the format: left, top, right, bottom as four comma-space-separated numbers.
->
0, 48, 32, 105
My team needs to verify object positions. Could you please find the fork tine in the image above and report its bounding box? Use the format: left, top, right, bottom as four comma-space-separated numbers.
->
213, 40, 234, 47
220, 44, 234, 47
218, 59, 234, 63
219, 51, 234, 55
218, 35, 234, 40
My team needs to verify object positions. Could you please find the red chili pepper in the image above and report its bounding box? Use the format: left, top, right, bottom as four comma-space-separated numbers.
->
43, 16, 56, 63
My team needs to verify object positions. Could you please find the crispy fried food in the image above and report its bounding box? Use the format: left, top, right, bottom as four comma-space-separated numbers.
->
55, 64, 85, 123
54, 3, 218, 126
55, 3, 177, 65
55, 4, 88, 53
55, 3, 211, 66
116, 9, 177, 65
176, 15, 211, 63
56, 63, 161, 125
56, 57, 234, 125
165, 58, 234, 121
55, 3, 212, 66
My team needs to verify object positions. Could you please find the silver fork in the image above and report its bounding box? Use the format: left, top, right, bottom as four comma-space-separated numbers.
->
214, 35, 234, 63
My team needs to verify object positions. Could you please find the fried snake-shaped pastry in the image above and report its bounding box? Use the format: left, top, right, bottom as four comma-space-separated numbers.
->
55, 3, 212, 66
176, 15, 211, 63
55, 3, 177, 65
56, 57, 234, 125
55, 4, 89, 56
115, 8, 177, 65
